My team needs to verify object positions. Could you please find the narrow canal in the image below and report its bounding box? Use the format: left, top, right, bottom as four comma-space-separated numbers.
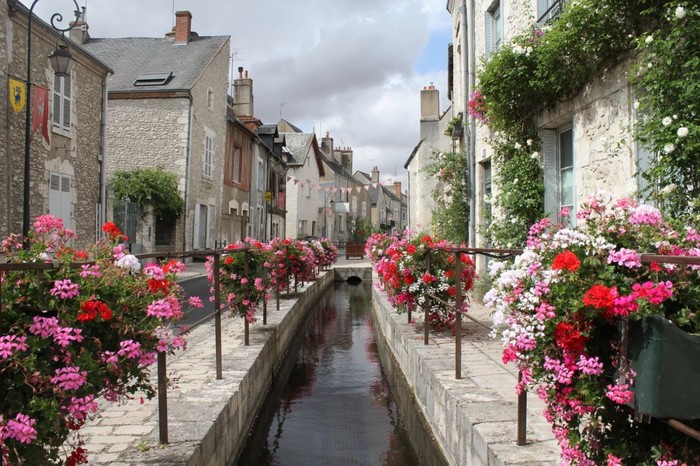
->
235, 281, 447, 466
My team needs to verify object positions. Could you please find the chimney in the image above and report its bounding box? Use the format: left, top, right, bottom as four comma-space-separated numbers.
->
233, 67, 254, 117
69, 7, 89, 44
394, 181, 402, 197
420, 83, 439, 121
371, 166, 379, 183
321, 132, 333, 158
340, 147, 353, 174
174, 11, 192, 43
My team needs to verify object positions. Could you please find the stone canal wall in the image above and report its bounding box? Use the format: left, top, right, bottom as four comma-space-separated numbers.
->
371, 270, 559, 466
77, 271, 335, 465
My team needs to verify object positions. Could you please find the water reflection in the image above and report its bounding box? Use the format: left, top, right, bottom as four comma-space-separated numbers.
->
235, 283, 423, 466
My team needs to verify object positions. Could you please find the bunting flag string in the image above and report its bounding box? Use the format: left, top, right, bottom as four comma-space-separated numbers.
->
284, 175, 399, 192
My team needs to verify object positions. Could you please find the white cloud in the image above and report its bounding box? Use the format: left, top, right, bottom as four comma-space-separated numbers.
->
26, 0, 451, 187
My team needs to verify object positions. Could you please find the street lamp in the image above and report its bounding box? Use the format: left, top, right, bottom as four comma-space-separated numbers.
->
22, 0, 80, 244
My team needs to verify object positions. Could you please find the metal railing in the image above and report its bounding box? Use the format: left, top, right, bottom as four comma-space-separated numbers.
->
0, 246, 318, 445
406, 246, 700, 447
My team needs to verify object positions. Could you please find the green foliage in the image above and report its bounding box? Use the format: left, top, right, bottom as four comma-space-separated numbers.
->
348, 216, 378, 243
423, 150, 469, 244
475, 0, 664, 247
634, 3, 700, 220
484, 140, 544, 247
109, 168, 184, 223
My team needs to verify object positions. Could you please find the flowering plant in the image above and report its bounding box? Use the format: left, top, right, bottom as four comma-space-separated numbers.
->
0, 216, 187, 465
369, 233, 476, 331
207, 239, 273, 323
485, 193, 700, 464
305, 238, 337, 270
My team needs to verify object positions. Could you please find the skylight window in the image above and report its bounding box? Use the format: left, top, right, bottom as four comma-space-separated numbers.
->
133, 72, 173, 86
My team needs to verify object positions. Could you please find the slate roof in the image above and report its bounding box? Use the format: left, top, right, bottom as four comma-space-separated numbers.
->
281, 133, 324, 176
321, 154, 355, 180
404, 139, 424, 169
82, 36, 229, 93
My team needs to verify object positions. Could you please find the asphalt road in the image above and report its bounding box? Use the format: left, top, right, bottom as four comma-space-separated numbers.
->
178, 275, 215, 329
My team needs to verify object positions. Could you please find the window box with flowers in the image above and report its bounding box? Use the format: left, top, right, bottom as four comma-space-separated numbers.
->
486, 193, 700, 465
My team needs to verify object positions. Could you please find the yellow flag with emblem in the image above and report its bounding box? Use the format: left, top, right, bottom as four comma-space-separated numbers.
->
9, 78, 26, 113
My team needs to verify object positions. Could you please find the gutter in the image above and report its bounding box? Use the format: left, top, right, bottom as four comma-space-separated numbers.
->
465, 0, 476, 247
183, 95, 193, 251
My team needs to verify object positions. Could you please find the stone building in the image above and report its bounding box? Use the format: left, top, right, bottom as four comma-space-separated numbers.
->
281, 126, 325, 240
81, 10, 230, 253
1, 0, 111, 245
446, 0, 650, 256
404, 84, 453, 233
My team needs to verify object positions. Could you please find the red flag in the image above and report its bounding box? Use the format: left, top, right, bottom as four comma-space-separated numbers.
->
31, 85, 50, 144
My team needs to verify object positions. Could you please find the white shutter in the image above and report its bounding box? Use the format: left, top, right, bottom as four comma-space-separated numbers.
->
49, 173, 72, 230
193, 204, 201, 249
484, 12, 493, 58
542, 129, 558, 219
63, 77, 71, 129
52, 75, 61, 126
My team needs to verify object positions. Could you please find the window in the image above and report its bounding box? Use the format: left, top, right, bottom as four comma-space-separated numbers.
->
204, 133, 213, 179
52, 74, 71, 131
49, 172, 72, 230
133, 72, 172, 86
305, 180, 311, 198
257, 158, 265, 190
543, 127, 575, 223
634, 89, 655, 204
225, 144, 243, 185
207, 88, 214, 110
485, 1, 503, 57
538, 0, 563, 24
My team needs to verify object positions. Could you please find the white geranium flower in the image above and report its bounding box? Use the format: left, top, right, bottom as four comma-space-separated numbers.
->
633, 101, 640, 110
514, 142, 522, 150
531, 151, 540, 159
663, 143, 676, 154
645, 35, 654, 44
662, 116, 673, 126
116, 254, 141, 272
526, 139, 533, 146
677, 127, 689, 137
676, 6, 686, 19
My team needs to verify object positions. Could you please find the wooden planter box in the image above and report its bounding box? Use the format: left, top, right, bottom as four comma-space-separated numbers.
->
627, 316, 700, 420
345, 242, 364, 259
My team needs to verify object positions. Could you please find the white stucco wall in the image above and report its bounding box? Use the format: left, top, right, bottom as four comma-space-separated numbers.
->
285, 149, 322, 239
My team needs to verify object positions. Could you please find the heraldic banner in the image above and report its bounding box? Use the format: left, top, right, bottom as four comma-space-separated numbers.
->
31, 85, 50, 144
9, 77, 26, 113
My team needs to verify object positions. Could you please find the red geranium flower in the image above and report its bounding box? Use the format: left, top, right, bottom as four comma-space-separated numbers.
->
101, 222, 124, 240
78, 298, 113, 321
551, 250, 581, 272
582, 284, 617, 309
148, 279, 172, 294
554, 322, 588, 353
406, 244, 417, 254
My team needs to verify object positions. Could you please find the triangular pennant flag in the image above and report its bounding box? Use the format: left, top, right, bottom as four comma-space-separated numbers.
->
294, 179, 299, 185
355, 187, 361, 193
287, 176, 292, 182
373, 183, 378, 188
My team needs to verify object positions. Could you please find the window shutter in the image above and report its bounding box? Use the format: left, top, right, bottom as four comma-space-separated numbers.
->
62, 77, 71, 129
484, 12, 493, 57
542, 129, 558, 219
49, 173, 72, 230
52, 75, 61, 126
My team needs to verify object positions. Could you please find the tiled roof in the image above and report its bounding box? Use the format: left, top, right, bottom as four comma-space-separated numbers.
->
82, 35, 229, 92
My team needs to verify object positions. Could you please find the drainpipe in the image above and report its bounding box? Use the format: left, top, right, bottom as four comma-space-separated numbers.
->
99, 75, 108, 236
182, 97, 193, 251
465, 0, 476, 248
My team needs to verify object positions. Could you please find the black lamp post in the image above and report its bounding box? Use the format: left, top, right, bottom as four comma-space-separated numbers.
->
22, 0, 80, 244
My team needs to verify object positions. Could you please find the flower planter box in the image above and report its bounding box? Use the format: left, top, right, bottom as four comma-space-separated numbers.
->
345, 242, 364, 259
627, 316, 700, 420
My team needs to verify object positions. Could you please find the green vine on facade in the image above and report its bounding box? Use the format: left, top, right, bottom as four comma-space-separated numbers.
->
423, 150, 470, 244
109, 168, 184, 223
475, 0, 674, 247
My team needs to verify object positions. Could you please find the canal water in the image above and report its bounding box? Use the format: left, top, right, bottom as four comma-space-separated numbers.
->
234, 281, 447, 466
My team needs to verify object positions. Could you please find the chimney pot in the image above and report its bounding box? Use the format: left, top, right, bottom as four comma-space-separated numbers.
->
174, 11, 192, 43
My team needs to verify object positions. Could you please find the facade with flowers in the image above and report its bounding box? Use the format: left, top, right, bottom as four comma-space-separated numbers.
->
445, 1, 697, 260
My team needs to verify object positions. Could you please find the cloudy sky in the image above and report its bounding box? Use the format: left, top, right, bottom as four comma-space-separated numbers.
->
26, 0, 452, 187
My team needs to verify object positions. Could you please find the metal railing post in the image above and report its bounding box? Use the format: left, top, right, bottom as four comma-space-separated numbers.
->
214, 254, 223, 380
424, 250, 431, 345
157, 352, 168, 444
455, 251, 462, 380
244, 250, 250, 346
517, 371, 527, 445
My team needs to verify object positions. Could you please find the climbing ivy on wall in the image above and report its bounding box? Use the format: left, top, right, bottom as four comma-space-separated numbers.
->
475, 0, 671, 247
